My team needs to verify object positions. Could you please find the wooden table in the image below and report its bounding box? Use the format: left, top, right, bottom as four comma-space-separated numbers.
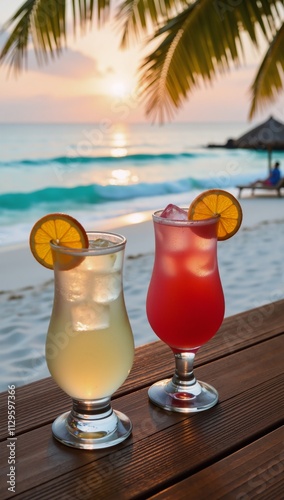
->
1, 300, 283, 499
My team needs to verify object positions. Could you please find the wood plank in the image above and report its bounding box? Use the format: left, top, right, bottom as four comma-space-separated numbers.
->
215, 298, 284, 356
149, 426, 284, 500
1, 299, 283, 440
0, 336, 283, 499
4, 375, 283, 500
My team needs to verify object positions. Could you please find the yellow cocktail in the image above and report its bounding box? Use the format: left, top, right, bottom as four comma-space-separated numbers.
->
29, 214, 134, 449
46, 246, 134, 400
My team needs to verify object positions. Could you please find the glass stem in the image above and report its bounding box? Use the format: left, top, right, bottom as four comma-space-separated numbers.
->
67, 397, 118, 438
72, 398, 112, 417
172, 351, 198, 390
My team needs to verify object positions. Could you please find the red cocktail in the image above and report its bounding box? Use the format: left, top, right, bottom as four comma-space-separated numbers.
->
146, 207, 225, 412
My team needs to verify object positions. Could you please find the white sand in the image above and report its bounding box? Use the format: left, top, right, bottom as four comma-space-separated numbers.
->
1, 197, 283, 291
1, 196, 284, 390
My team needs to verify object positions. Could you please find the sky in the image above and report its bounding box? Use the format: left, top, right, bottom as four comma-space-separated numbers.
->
0, 0, 283, 125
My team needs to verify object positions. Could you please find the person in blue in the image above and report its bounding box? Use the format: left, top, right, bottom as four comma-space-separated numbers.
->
251, 161, 281, 187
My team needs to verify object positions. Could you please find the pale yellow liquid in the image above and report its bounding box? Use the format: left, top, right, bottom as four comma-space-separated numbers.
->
46, 246, 134, 400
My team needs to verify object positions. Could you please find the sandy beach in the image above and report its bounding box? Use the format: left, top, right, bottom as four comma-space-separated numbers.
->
1, 194, 284, 391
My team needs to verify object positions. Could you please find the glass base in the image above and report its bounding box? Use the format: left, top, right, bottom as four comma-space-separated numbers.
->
148, 378, 218, 413
52, 399, 132, 449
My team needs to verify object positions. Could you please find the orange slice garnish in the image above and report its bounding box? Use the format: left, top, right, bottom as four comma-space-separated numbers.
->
29, 213, 89, 269
188, 189, 243, 240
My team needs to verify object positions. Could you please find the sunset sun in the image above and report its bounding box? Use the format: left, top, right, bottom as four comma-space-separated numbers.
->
109, 80, 132, 98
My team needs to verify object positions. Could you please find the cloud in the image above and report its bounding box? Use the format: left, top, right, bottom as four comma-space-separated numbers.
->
0, 12, 106, 78
25, 48, 102, 79
0, 27, 103, 79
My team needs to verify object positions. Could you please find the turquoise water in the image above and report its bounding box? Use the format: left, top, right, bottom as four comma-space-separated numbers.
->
1, 122, 283, 247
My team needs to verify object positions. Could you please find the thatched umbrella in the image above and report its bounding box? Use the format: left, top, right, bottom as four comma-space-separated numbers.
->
225, 116, 284, 173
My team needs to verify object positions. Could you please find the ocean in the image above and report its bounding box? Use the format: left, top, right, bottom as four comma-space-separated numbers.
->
1, 121, 282, 248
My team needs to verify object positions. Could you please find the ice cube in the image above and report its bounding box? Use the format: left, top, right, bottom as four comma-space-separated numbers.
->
71, 301, 110, 331
160, 204, 188, 220
86, 253, 117, 273
67, 280, 86, 302
92, 272, 122, 303
186, 253, 213, 277
87, 239, 118, 272
89, 238, 116, 249
58, 269, 89, 302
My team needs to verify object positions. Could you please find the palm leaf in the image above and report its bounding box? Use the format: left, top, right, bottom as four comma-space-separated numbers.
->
117, 0, 187, 48
138, 0, 282, 121
0, 0, 110, 72
0, 0, 67, 71
249, 22, 284, 119
0, 0, 36, 71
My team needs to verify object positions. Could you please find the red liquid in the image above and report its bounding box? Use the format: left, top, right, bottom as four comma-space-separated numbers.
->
146, 216, 225, 351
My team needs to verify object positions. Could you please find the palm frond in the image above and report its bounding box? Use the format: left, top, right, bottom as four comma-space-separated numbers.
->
249, 22, 284, 119
0, 0, 110, 73
118, 0, 281, 49
0, 0, 67, 71
117, 0, 187, 48
0, 0, 37, 71
139, 0, 282, 121
72, 0, 110, 28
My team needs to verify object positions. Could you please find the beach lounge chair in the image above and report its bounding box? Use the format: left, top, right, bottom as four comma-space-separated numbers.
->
237, 178, 284, 198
